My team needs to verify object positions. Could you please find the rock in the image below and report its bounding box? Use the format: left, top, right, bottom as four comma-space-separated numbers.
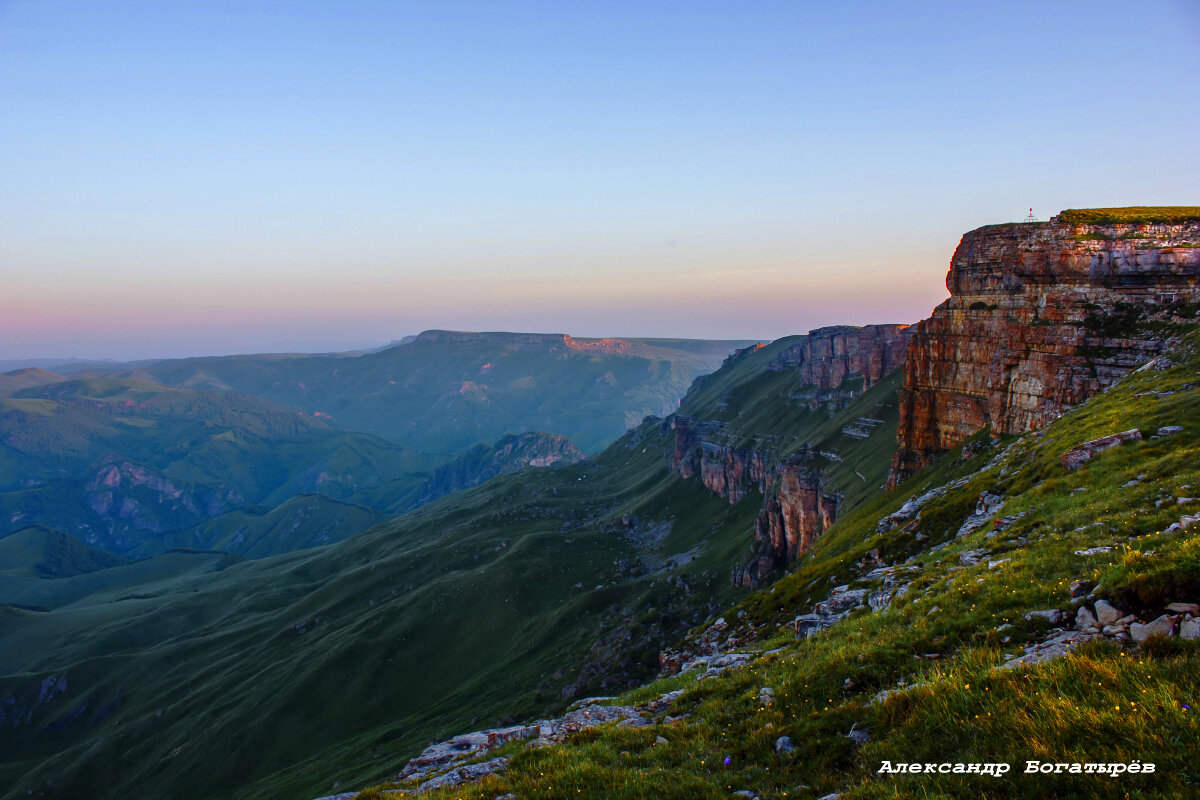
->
757, 687, 775, 705
1074, 546, 1113, 556
845, 723, 870, 745
1075, 606, 1099, 631
774, 734, 796, 754
1130, 615, 1176, 643
1061, 430, 1144, 472
997, 629, 1099, 670
1165, 602, 1200, 615
1180, 618, 1200, 641
887, 215, 1200, 487
1024, 609, 1066, 625
732, 792, 758, 800
654, 735, 669, 746
1094, 600, 1124, 626
816, 794, 842, 800
1158, 426, 1183, 436
418, 757, 508, 793
1069, 580, 1095, 599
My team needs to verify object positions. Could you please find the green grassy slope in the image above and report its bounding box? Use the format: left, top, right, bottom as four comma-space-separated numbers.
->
675, 335, 903, 514
405, 325, 1200, 800
0, 415, 761, 800
0, 527, 127, 580
130, 494, 390, 560
0, 378, 437, 554
137, 334, 757, 454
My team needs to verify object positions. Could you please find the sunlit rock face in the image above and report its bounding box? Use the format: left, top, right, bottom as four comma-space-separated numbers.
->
669, 325, 912, 586
888, 216, 1200, 488
767, 324, 912, 391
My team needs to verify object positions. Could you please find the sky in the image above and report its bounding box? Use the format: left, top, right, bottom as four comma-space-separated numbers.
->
1, 0, 1198, 360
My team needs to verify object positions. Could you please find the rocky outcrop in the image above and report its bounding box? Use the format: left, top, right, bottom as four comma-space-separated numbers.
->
413, 431, 585, 507
733, 461, 839, 586
767, 324, 912, 390
889, 213, 1200, 487
669, 325, 913, 585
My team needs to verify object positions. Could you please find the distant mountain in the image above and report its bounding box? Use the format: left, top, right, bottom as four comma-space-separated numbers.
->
411, 430, 585, 507
0, 377, 437, 554
0, 368, 64, 396
133, 331, 758, 454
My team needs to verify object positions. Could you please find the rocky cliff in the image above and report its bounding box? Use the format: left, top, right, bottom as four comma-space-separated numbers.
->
669, 325, 911, 585
888, 210, 1200, 487
767, 324, 911, 390
413, 431, 585, 507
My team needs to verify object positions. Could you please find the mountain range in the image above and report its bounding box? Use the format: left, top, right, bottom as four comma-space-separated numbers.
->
1, 208, 1198, 800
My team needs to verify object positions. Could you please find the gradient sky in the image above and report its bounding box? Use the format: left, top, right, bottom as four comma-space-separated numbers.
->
2, 0, 1198, 360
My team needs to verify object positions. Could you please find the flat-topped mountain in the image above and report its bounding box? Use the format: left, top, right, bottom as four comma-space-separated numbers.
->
128, 332, 755, 455
890, 206, 1200, 486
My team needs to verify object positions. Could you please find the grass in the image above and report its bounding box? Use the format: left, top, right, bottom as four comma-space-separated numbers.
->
387, 324, 1200, 800
1058, 207, 1200, 225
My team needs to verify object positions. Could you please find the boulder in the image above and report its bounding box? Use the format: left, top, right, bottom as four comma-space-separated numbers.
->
1180, 618, 1200, 641
1060, 430, 1143, 472
1075, 606, 1099, 631
1094, 599, 1124, 626
1130, 615, 1176, 643
775, 735, 795, 754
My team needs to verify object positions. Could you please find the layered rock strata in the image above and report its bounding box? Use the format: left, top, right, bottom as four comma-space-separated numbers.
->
889, 214, 1200, 487
670, 325, 909, 585
767, 324, 912, 389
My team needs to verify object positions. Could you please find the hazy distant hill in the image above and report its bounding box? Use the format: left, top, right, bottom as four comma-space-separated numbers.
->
0, 377, 437, 554
135, 331, 757, 454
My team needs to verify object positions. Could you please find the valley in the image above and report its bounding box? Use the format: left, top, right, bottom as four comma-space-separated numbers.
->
0, 209, 1198, 800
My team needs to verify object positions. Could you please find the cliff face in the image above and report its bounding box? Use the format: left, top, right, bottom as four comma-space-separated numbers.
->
768, 324, 912, 390
414, 431, 585, 507
889, 216, 1200, 487
669, 325, 909, 585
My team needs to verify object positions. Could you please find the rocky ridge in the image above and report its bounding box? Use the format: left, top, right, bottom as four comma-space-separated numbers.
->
668, 325, 912, 587
889, 212, 1200, 487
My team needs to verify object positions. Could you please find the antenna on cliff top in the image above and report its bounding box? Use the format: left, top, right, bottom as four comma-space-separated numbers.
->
1023, 208, 1038, 223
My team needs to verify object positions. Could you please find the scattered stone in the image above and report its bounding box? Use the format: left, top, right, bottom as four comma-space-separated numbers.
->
1158, 426, 1184, 436
1060, 429, 1143, 472
1074, 546, 1113, 556
1180, 618, 1200, 641
987, 559, 1009, 569
1075, 606, 1099, 631
1094, 600, 1124, 627
1130, 615, 1176, 644
845, 723, 871, 745
816, 794, 842, 800
1024, 609, 1066, 625
418, 757, 508, 793
775, 735, 795, 754
758, 687, 775, 706
997, 629, 1098, 670
732, 792, 758, 800
1166, 602, 1200, 615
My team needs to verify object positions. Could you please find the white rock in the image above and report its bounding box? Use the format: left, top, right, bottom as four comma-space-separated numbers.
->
1094, 600, 1124, 626
1165, 602, 1200, 615
1075, 606, 1098, 631
1180, 618, 1200, 641
1130, 615, 1176, 643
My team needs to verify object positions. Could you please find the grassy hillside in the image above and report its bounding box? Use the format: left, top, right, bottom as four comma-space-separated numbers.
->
0, 413, 763, 800
678, 336, 902, 510
0, 378, 437, 555
136, 333, 756, 454
376, 325, 1200, 800
129, 495, 390, 560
